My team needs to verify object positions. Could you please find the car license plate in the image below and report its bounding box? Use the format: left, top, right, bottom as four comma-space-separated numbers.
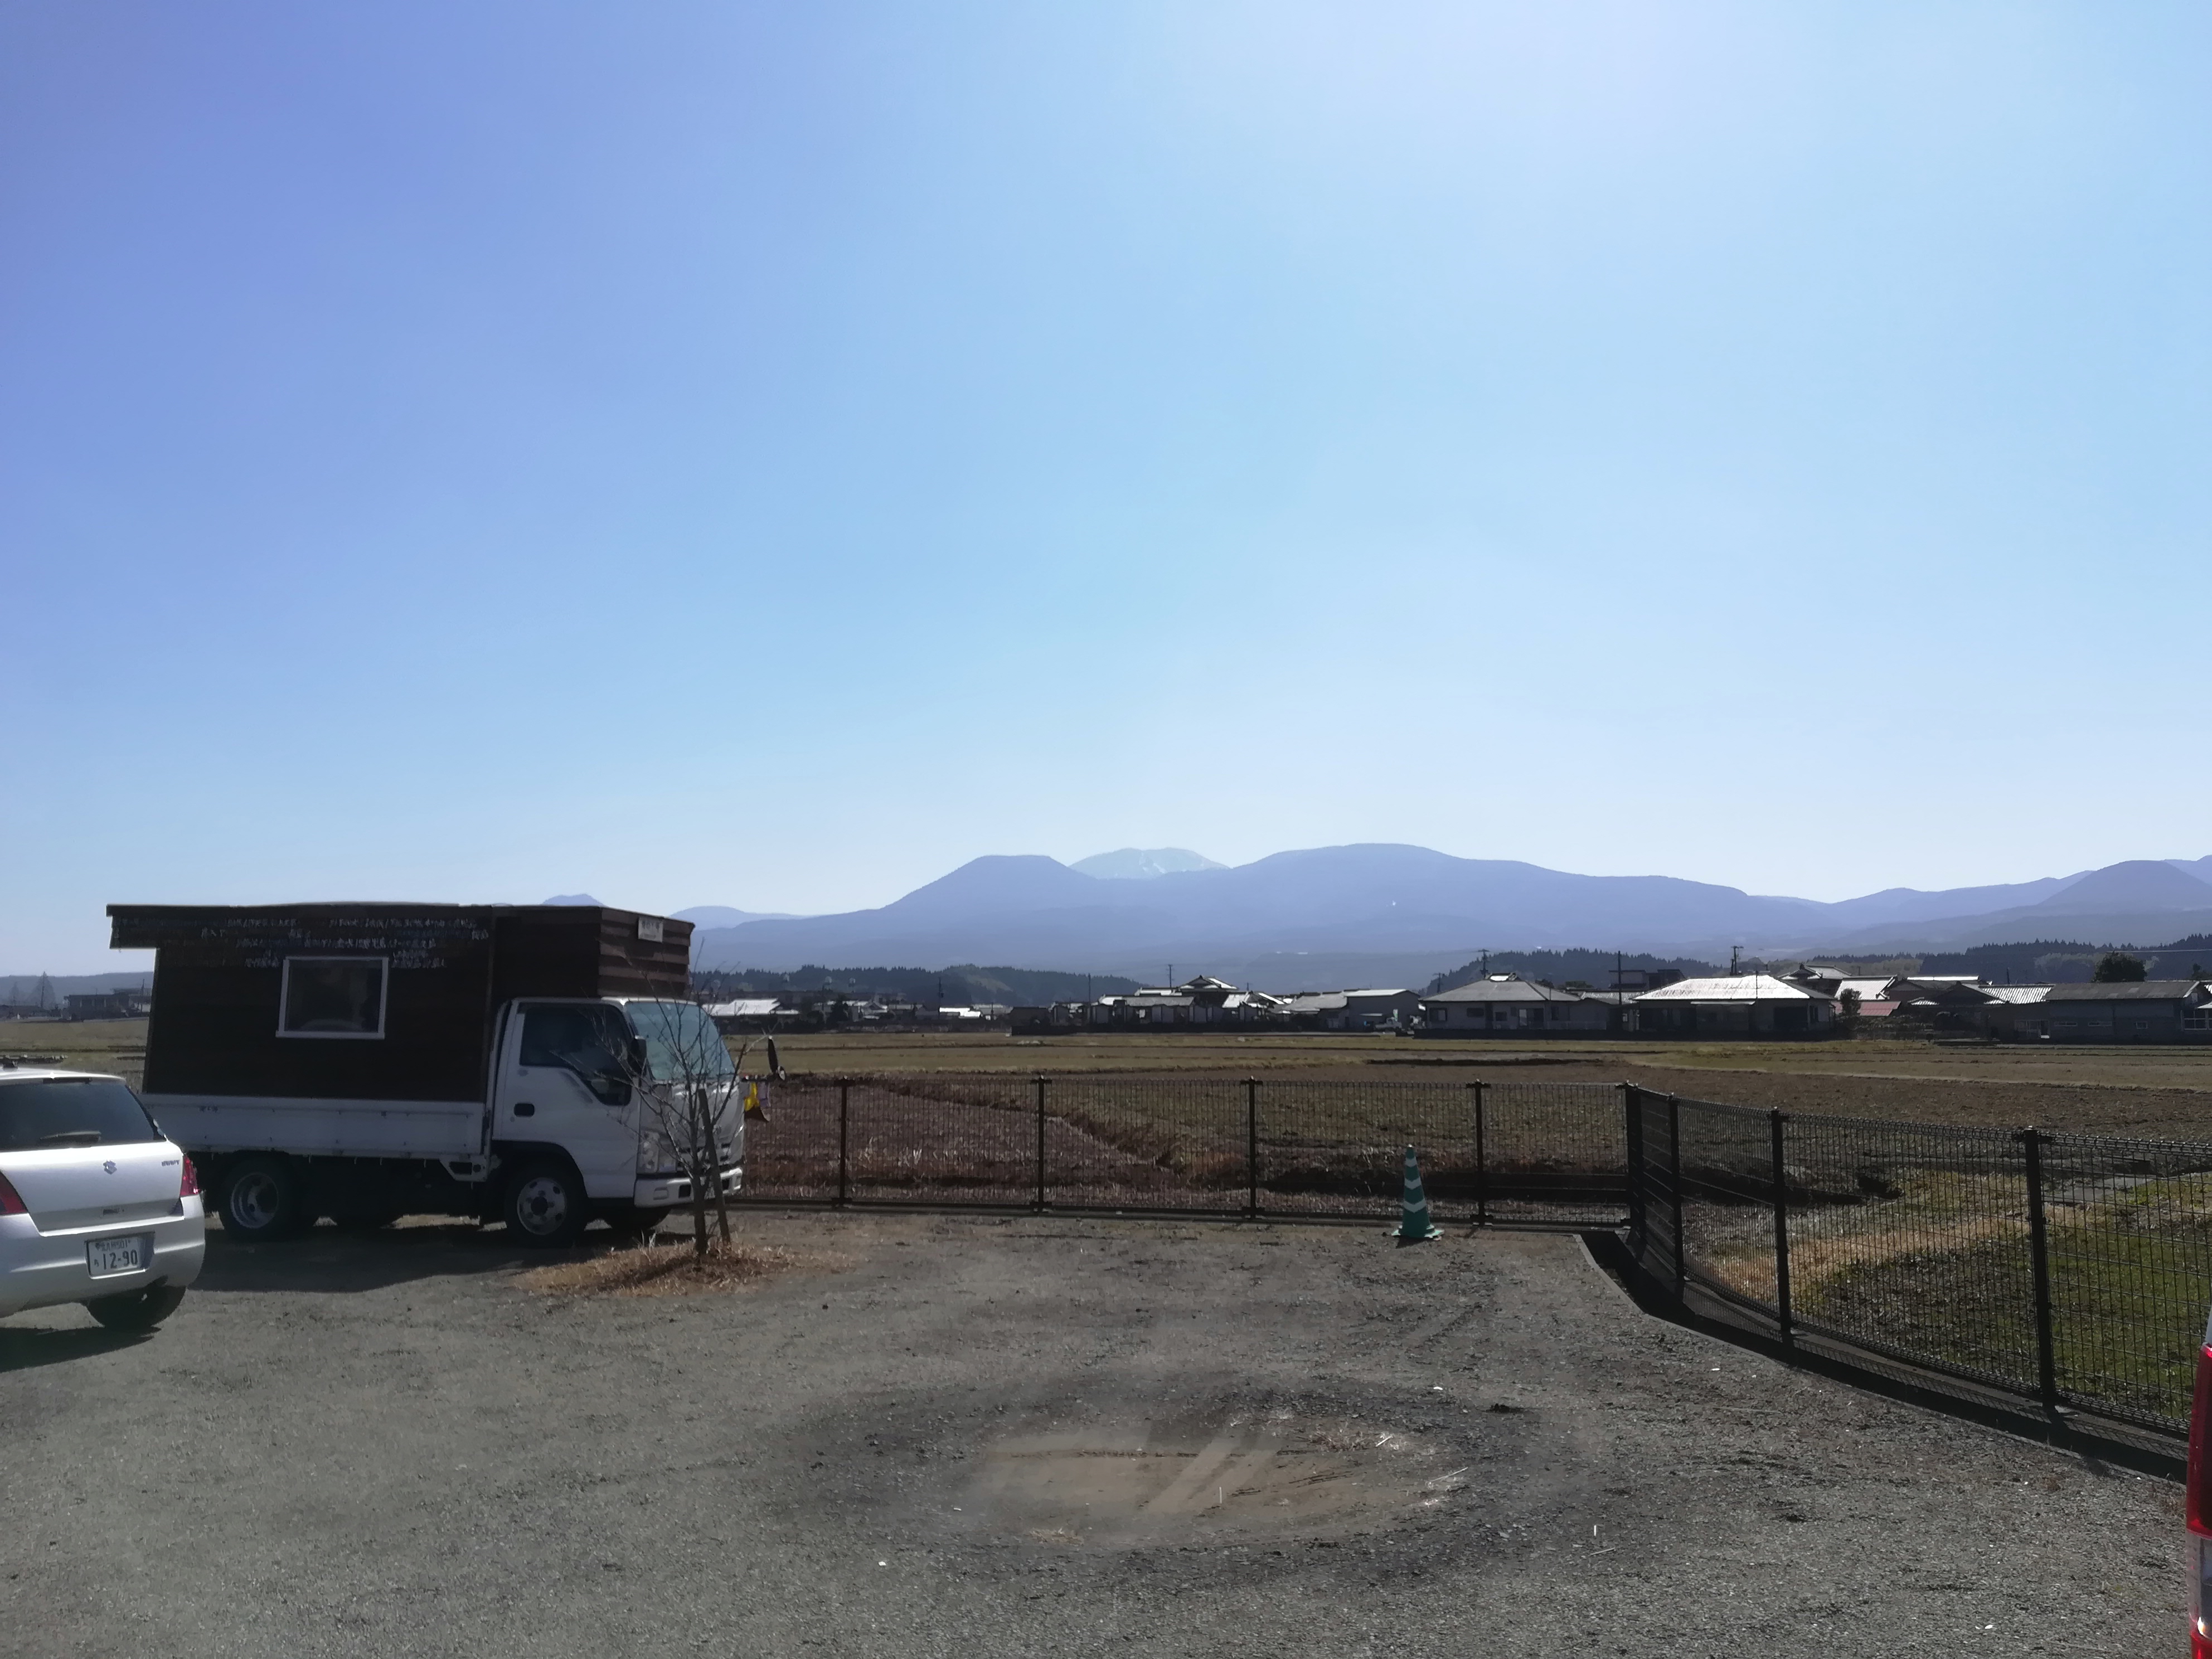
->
86, 1235, 146, 1277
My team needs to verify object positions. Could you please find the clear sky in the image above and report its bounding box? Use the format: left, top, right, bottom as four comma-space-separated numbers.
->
5, 2, 2208, 972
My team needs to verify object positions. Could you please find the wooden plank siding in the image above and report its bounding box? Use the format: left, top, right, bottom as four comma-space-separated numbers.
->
108, 904, 693, 1103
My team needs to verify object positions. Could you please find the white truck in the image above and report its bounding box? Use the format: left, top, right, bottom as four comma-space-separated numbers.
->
107, 903, 747, 1246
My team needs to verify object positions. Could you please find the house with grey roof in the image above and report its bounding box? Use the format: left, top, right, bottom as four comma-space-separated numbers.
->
1418, 975, 1611, 1036
1630, 973, 1835, 1037
1015, 976, 1292, 1035
1281, 988, 1423, 1031
2023, 980, 2212, 1044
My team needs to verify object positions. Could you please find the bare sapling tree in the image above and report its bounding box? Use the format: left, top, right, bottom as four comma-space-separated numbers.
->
622, 999, 739, 1259
619, 1000, 781, 1260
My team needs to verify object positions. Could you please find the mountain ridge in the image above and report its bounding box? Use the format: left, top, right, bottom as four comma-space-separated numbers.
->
684, 844, 2212, 980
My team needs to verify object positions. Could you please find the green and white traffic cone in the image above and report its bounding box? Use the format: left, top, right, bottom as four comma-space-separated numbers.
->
1394, 1143, 1443, 1245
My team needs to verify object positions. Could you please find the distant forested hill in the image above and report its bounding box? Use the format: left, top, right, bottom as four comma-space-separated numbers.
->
691, 964, 1139, 1006
1914, 936, 2212, 983
1424, 949, 1720, 993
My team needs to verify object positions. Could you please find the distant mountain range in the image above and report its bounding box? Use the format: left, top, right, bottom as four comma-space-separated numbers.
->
13, 859, 2205, 993
673, 846, 2212, 991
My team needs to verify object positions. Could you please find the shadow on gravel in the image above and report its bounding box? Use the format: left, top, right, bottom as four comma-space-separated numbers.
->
0, 1325, 148, 1374
193, 1220, 571, 1295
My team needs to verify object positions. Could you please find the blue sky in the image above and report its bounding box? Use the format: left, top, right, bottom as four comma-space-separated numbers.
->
4, 2, 2208, 971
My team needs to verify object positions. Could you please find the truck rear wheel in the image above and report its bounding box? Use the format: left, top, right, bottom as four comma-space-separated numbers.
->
503, 1161, 587, 1249
221, 1157, 313, 1241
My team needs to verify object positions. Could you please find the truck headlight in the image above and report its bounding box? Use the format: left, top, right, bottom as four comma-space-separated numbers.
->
637, 1129, 681, 1176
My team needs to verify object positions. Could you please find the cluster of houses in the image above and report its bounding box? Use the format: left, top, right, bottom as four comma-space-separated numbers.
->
1774, 964, 2212, 1044
24, 964, 2203, 1045
0, 988, 152, 1022
1008, 967, 2212, 1045
704, 996, 1013, 1032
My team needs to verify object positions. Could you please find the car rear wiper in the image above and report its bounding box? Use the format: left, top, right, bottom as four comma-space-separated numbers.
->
36, 1129, 103, 1146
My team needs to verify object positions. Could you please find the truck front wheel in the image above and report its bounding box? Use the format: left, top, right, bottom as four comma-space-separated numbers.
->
503, 1161, 587, 1249
221, 1157, 313, 1241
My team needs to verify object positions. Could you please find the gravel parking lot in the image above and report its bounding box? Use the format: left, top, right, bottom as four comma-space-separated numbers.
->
0, 1212, 2184, 1657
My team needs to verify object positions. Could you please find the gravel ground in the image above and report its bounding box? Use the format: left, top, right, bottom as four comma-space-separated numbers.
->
0, 1212, 2185, 1657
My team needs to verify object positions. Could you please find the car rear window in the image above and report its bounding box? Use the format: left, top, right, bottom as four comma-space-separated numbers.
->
0, 1079, 164, 1151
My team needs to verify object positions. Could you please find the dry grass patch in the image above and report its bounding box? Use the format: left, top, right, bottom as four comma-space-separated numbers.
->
518, 1235, 840, 1298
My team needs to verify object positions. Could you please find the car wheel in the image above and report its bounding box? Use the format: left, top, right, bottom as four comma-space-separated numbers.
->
504, 1161, 587, 1249
85, 1283, 187, 1332
221, 1156, 311, 1241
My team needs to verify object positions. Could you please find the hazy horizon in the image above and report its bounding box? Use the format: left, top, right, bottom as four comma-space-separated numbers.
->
7, 4, 2208, 971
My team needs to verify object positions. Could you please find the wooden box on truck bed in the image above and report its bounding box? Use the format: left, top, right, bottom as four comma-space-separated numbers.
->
108, 903, 692, 1108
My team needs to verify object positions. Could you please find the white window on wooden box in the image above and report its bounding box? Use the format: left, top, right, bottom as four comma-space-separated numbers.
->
277, 957, 388, 1039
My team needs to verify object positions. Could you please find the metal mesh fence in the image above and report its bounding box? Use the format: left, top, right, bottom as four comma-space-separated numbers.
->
1483, 1083, 1629, 1226
1673, 1096, 1783, 1314
1778, 1110, 2040, 1398
1040, 1075, 1246, 1214
742, 1075, 842, 1201
738, 1074, 1629, 1226
1627, 1087, 2212, 1438
2039, 1132, 2212, 1427
1255, 1079, 1469, 1221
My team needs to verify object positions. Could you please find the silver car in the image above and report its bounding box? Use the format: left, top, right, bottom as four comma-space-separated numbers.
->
0, 1067, 206, 1331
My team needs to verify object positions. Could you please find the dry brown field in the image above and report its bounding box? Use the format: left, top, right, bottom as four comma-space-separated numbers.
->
22, 1014, 2212, 1140
767, 1027, 2212, 1141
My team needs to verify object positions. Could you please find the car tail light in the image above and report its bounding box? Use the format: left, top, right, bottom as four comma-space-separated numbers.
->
0, 1170, 24, 1217
2188, 1314, 2212, 1655
178, 1155, 201, 1198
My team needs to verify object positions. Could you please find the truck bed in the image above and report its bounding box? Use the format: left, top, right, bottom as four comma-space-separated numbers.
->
142, 1093, 486, 1162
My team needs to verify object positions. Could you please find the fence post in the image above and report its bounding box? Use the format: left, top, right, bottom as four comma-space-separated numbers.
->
1769, 1109, 1793, 1346
836, 1078, 850, 1206
1621, 1083, 1643, 1253
1244, 1078, 1259, 1220
2022, 1127, 2060, 1411
1471, 1079, 1489, 1228
1033, 1075, 1048, 1211
1667, 1093, 1686, 1302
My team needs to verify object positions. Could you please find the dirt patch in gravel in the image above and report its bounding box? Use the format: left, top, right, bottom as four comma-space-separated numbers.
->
516, 1235, 843, 1297
967, 1399, 1483, 1546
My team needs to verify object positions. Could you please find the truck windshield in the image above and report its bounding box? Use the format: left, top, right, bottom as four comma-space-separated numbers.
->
624, 1001, 736, 1081
0, 1078, 164, 1151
